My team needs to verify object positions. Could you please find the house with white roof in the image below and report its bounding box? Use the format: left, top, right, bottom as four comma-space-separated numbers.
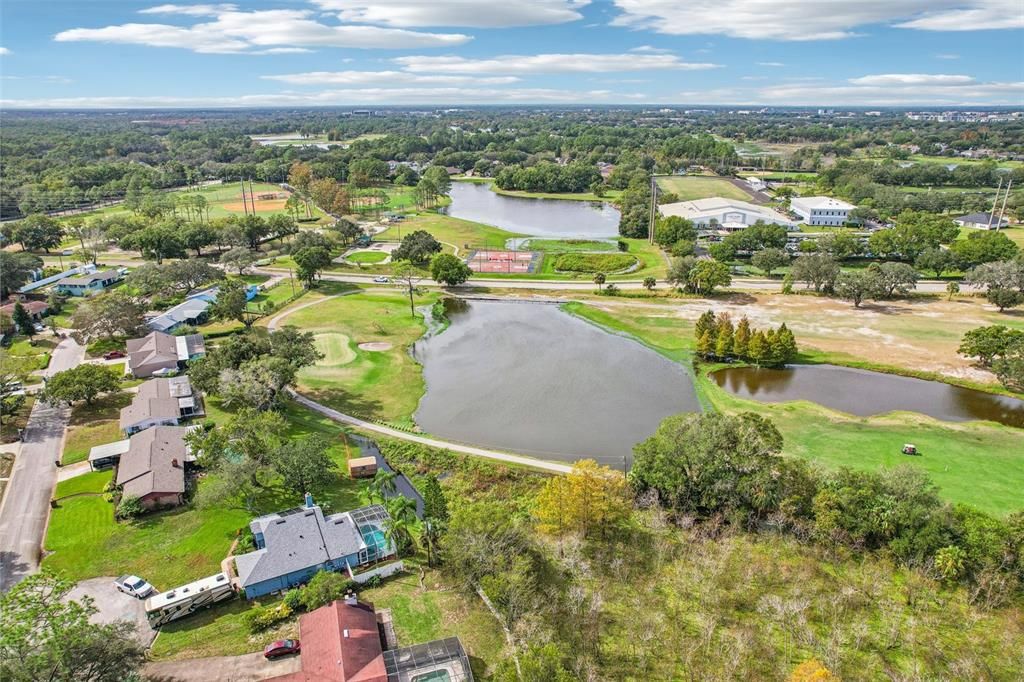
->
791, 196, 856, 226
660, 197, 797, 231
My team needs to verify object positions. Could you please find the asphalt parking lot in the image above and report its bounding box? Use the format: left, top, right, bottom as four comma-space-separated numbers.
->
65, 576, 157, 647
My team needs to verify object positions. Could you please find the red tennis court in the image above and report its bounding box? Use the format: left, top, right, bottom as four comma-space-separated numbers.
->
465, 250, 539, 273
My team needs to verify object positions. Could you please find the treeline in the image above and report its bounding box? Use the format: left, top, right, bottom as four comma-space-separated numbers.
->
493, 161, 601, 193
694, 310, 797, 366
821, 158, 1024, 189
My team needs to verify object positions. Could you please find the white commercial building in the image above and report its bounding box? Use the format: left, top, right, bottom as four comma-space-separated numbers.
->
660, 197, 797, 231
791, 196, 855, 226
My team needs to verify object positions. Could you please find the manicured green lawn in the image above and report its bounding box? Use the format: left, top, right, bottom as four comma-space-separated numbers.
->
656, 176, 752, 202
287, 289, 437, 426
523, 239, 617, 252
44, 398, 365, 589
346, 251, 390, 264
150, 596, 293, 660
378, 212, 522, 253
62, 391, 132, 465
6, 337, 56, 371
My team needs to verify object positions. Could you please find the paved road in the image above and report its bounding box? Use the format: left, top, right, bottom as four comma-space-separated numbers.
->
0, 336, 85, 592
257, 266, 967, 295
266, 296, 572, 475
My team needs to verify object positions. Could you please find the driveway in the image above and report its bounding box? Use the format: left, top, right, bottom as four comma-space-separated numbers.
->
65, 577, 157, 647
144, 652, 301, 682
0, 335, 85, 592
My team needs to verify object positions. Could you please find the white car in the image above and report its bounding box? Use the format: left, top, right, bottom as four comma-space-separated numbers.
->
115, 575, 155, 598
373, 276, 390, 283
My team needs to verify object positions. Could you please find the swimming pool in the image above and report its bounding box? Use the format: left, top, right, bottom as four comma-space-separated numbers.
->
411, 670, 451, 682
359, 526, 388, 558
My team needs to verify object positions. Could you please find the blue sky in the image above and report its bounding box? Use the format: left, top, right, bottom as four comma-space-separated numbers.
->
1, 1, 1022, 108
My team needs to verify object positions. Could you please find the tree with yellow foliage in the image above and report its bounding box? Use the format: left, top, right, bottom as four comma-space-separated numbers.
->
535, 459, 631, 539
787, 659, 836, 681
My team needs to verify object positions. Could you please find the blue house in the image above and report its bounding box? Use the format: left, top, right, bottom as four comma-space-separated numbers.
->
233, 496, 394, 599
54, 269, 122, 296
147, 284, 258, 333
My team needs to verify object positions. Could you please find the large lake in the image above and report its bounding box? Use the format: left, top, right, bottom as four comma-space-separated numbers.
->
442, 182, 620, 239
413, 300, 700, 463
712, 364, 1024, 428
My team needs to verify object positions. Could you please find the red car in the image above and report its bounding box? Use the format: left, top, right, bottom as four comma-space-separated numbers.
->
264, 639, 301, 660
103, 350, 126, 360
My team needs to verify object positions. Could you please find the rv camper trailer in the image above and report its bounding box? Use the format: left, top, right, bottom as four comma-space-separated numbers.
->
144, 572, 235, 628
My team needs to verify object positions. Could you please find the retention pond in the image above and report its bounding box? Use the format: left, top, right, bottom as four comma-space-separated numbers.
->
413, 300, 700, 463
712, 364, 1024, 428
442, 182, 620, 239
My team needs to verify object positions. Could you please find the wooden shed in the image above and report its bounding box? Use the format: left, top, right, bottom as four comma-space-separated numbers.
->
348, 456, 378, 479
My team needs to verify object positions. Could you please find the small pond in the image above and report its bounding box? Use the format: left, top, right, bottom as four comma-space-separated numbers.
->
712, 364, 1024, 428
413, 300, 700, 462
442, 182, 620, 239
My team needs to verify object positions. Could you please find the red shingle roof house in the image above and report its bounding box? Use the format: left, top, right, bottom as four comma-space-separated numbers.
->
270, 598, 473, 682
271, 598, 387, 682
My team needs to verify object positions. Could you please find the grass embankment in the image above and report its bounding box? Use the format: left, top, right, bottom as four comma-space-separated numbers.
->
563, 299, 1024, 516
287, 288, 438, 427
656, 175, 753, 201
61, 391, 132, 465
378, 212, 522, 252
524, 239, 617, 252
346, 251, 389, 264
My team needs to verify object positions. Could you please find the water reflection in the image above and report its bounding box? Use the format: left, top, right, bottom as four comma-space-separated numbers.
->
415, 300, 701, 462
442, 182, 620, 238
712, 364, 1024, 428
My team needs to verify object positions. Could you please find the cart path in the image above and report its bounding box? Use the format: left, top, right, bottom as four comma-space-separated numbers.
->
268, 294, 572, 475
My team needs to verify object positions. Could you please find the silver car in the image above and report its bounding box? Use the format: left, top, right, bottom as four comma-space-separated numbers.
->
115, 575, 155, 598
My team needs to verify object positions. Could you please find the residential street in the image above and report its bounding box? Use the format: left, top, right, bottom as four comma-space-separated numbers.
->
0, 335, 85, 592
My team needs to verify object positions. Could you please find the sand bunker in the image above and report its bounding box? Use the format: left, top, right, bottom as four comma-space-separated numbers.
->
358, 342, 393, 351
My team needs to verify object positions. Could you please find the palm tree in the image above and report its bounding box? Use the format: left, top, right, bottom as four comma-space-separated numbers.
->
368, 469, 397, 505
383, 496, 418, 559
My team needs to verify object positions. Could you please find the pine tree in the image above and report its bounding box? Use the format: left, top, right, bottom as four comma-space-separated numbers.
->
694, 310, 717, 346
421, 474, 448, 524
733, 316, 751, 358
696, 329, 715, 359
715, 322, 733, 359
748, 331, 767, 366
776, 323, 798, 363
762, 329, 785, 366
12, 302, 35, 339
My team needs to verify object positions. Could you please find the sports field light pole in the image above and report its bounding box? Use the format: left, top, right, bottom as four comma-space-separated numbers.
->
648, 174, 659, 245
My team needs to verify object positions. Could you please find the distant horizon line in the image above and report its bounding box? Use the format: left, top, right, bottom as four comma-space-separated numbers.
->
2, 103, 1022, 112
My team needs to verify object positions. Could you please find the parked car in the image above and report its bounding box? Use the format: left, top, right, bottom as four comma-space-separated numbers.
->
115, 575, 155, 598
103, 350, 126, 360
33, 323, 46, 333
373, 276, 390, 283
264, 639, 301, 660
152, 367, 178, 377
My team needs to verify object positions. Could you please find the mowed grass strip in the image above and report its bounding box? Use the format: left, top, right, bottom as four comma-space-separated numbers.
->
656, 175, 752, 201
288, 289, 437, 425
378, 212, 522, 252
346, 251, 390, 264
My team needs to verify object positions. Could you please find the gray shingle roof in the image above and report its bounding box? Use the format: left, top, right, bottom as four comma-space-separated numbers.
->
119, 377, 196, 430
234, 503, 387, 589
116, 426, 190, 499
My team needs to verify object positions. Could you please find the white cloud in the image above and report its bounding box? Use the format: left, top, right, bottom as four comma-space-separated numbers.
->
139, 4, 237, 16
611, 0, 1023, 40
756, 62, 785, 67
261, 70, 520, 85
1, 86, 647, 109
0, 47, 10, 55
312, 0, 590, 27
935, 53, 961, 59
629, 45, 673, 53
54, 7, 471, 54
0, 74, 72, 84
848, 73, 976, 86
896, 0, 1023, 30
394, 53, 719, 74
758, 73, 1024, 105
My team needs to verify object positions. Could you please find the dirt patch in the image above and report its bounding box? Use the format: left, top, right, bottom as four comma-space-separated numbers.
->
358, 342, 393, 351
221, 199, 287, 213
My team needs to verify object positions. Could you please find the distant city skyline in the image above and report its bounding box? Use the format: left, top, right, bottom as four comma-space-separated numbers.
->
1, 0, 1022, 108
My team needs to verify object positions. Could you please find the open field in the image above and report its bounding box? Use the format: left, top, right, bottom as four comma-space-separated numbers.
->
656, 175, 752, 201
959, 225, 1024, 249
378, 212, 522, 252
287, 288, 438, 427
563, 298, 1023, 515
856, 152, 1024, 169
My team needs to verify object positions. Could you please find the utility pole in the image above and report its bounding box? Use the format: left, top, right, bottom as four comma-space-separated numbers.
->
987, 178, 1003, 229
240, 179, 249, 216
648, 174, 659, 245
249, 178, 257, 214
996, 179, 1012, 230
